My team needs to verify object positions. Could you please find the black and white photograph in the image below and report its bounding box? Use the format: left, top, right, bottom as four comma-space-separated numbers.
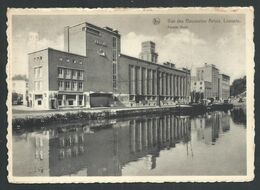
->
6, 7, 254, 183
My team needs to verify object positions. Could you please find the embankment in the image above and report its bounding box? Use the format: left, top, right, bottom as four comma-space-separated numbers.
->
12, 106, 194, 128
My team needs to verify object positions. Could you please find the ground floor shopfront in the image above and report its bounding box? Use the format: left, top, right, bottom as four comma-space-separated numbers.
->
29, 90, 191, 110
28, 91, 117, 110
28, 91, 90, 110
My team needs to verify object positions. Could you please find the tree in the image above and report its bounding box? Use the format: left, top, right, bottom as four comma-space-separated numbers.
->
230, 76, 246, 96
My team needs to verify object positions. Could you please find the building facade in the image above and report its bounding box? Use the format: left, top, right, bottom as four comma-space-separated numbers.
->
218, 74, 230, 100
193, 63, 230, 101
28, 22, 191, 109
28, 48, 88, 109
191, 111, 230, 145
64, 23, 120, 92
118, 54, 190, 107
190, 80, 212, 102
196, 63, 219, 98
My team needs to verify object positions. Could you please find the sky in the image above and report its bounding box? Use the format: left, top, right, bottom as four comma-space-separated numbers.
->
11, 13, 246, 82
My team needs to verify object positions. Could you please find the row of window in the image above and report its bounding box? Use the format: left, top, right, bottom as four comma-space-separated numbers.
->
192, 87, 207, 92
33, 56, 42, 61
194, 82, 203, 85
112, 37, 118, 91
58, 68, 84, 80
34, 81, 42, 91
58, 80, 83, 91
58, 99, 84, 107
34, 67, 42, 78
133, 66, 186, 81
112, 37, 117, 48
58, 57, 83, 65
129, 66, 189, 96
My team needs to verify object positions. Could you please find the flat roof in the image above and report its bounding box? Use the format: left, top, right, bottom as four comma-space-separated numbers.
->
120, 54, 190, 74
28, 48, 88, 58
220, 73, 230, 78
66, 21, 120, 36
142, 41, 155, 44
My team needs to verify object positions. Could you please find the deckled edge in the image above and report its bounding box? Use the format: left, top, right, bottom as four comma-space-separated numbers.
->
6, 6, 255, 183
6, 7, 13, 184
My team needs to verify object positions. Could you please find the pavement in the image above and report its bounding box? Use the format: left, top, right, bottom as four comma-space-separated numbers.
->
12, 105, 113, 114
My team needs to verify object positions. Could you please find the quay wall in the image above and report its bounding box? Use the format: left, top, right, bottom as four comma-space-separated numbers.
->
12, 106, 194, 128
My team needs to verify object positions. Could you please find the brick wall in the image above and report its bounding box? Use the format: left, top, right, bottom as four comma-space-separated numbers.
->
65, 23, 121, 93
48, 48, 87, 91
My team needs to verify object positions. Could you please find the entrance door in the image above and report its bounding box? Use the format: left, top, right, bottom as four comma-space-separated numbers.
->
51, 99, 56, 109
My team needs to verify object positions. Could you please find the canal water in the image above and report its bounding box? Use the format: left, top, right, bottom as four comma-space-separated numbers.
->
12, 109, 246, 176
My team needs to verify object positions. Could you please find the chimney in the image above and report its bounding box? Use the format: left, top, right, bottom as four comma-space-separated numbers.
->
170, 63, 176, 68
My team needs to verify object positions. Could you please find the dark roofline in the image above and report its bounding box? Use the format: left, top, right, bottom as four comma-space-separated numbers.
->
87, 22, 120, 36
67, 21, 120, 36
28, 48, 49, 55
48, 48, 88, 58
142, 41, 155, 44
120, 54, 189, 74
13, 78, 28, 82
28, 48, 88, 58
220, 73, 230, 78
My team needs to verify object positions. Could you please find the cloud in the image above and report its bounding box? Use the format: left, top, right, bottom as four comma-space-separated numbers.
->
212, 25, 246, 81
121, 32, 156, 58
12, 32, 63, 76
121, 27, 245, 82
121, 29, 207, 71
12, 25, 245, 82
157, 29, 207, 67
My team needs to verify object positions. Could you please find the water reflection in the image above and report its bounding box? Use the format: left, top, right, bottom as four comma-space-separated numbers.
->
192, 111, 230, 145
13, 111, 245, 176
231, 108, 246, 125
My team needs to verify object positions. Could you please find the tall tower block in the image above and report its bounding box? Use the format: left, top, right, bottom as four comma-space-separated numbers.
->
139, 41, 158, 64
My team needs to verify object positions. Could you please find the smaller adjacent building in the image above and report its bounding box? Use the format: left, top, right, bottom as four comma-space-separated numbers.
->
196, 63, 219, 98
218, 74, 230, 100
28, 48, 88, 110
190, 80, 212, 103
193, 63, 230, 101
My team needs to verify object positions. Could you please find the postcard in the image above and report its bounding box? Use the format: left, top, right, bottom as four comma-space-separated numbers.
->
6, 7, 254, 183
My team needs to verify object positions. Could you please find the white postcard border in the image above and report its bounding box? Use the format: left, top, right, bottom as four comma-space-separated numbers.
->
6, 7, 255, 183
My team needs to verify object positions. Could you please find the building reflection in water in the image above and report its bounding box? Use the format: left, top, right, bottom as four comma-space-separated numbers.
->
192, 111, 230, 145
13, 111, 231, 177
128, 115, 191, 170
